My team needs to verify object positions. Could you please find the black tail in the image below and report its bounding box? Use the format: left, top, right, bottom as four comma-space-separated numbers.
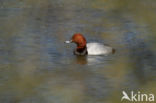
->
112, 48, 116, 54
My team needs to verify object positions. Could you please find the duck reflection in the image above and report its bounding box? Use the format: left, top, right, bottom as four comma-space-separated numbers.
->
74, 55, 88, 65
74, 55, 112, 65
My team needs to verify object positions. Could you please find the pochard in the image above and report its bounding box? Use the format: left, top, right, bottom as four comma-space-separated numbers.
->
65, 33, 115, 55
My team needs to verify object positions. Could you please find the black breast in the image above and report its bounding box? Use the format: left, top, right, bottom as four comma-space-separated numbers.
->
73, 47, 88, 55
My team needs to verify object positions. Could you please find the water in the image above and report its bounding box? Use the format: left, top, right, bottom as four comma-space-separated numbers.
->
0, 0, 156, 103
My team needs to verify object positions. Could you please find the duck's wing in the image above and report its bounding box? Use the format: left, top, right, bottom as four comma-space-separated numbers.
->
87, 43, 113, 55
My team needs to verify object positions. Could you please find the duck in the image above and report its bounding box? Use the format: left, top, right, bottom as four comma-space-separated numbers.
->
65, 33, 115, 55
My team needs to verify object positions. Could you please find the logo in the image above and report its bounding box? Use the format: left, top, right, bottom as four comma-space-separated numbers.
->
121, 91, 155, 102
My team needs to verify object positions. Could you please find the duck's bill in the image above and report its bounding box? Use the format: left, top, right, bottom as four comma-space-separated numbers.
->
64, 40, 72, 43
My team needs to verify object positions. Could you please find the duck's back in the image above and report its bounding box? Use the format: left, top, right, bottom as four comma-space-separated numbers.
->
86, 43, 113, 55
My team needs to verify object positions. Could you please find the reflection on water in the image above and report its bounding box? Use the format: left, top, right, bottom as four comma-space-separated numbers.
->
73, 55, 113, 65
74, 56, 88, 65
0, 0, 156, 103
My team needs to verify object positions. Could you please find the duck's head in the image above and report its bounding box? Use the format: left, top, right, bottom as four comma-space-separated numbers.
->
65, 33, 88, 55
65, 33, 87, 49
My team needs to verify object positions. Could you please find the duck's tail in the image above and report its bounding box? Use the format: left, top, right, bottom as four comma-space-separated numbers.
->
112, 48, 116, 54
